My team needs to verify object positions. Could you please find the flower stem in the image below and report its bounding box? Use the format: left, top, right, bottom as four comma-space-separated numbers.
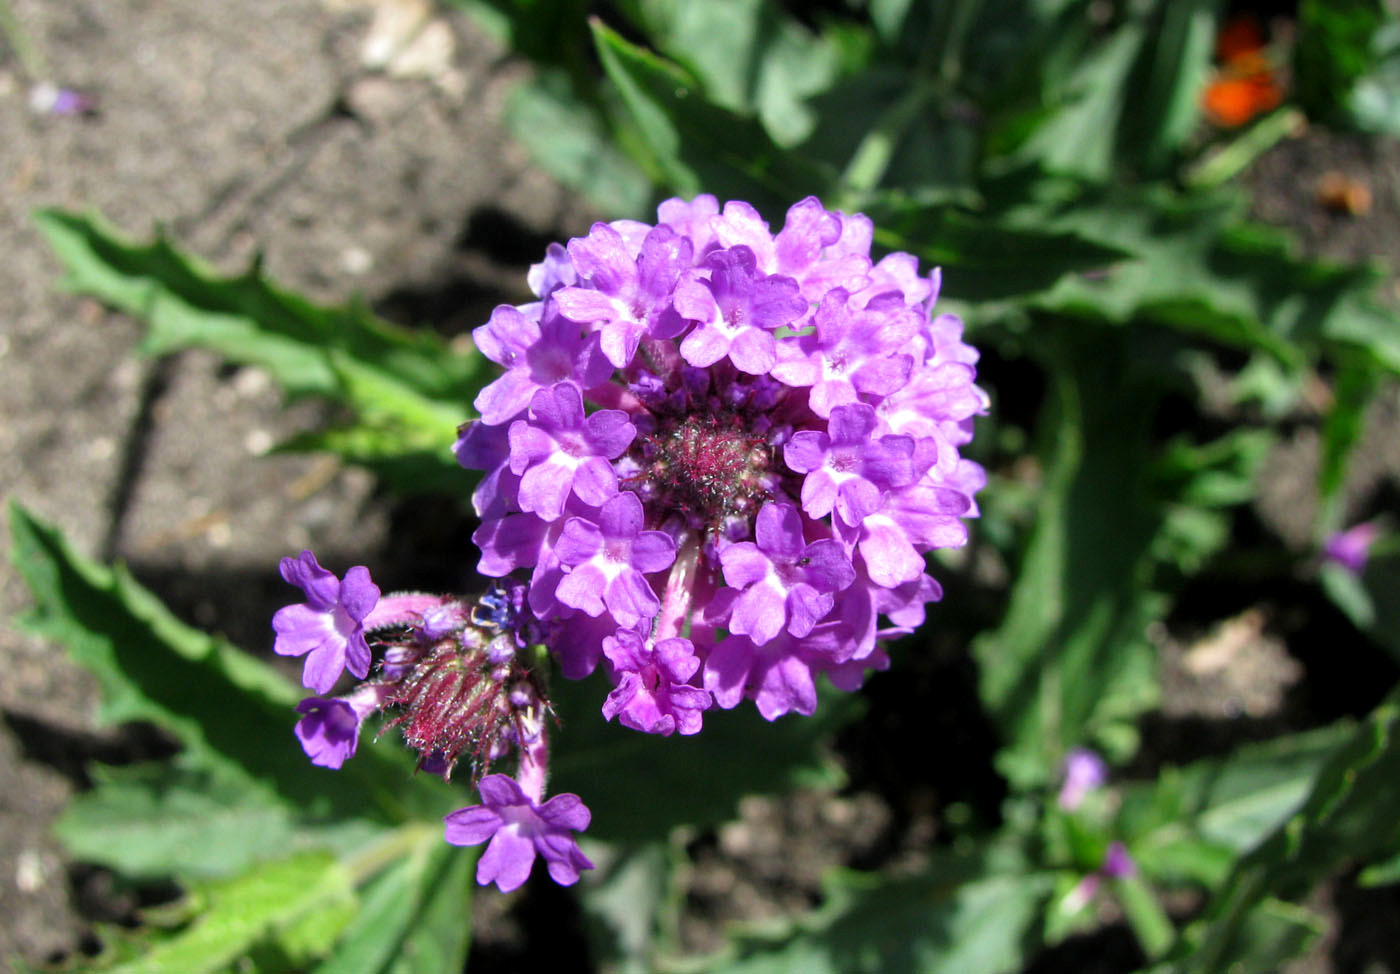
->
654, 535, 700, 642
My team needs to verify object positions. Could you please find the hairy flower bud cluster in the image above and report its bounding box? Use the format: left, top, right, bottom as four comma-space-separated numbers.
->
272, 552, 591, 890
459, 195, 988, 723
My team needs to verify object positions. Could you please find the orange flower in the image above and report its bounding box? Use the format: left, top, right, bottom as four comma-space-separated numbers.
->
1202, 14, 1284, 128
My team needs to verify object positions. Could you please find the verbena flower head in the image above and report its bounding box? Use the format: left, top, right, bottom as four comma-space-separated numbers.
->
460, 195, 988, 722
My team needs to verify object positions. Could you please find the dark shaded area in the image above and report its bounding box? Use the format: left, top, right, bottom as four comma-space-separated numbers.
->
1023, 923, 1147, 974
836, 630, 1009, 846
372, 204, 569, 338
468, 873, 595, 974
1, 711, 179, 789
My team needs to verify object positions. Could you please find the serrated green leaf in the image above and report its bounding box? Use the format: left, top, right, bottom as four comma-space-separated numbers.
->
1172, 692, 1400, 970
33, 208, 481, 477
9, 502, 454, 825
1121, 725, 1353, 887
1017, 185, 1399, 371
715, 853, 1052, 974
550, 672, 858, 842
104, 851, 354, 974
590, 19, 836, 215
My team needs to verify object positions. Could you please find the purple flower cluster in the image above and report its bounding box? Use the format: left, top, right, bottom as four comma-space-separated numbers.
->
460, 195, 987, 724
271, 196, 987, 894
273, 557, 591, 891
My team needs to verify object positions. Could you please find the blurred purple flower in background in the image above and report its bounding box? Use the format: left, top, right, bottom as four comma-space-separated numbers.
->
1323, 520, 1380, 575
1058, 747, 1108, 811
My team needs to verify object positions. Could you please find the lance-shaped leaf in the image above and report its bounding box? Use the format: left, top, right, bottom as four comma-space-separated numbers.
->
33, 208, 482, 484
713, 849, 1053, 974
1169, 690, 1400, 970
9, 502, 453, 825
590, 19, 836, 214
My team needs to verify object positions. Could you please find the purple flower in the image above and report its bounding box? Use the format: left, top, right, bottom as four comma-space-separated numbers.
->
673, 246, 807, 374
293, 685, 384, 769
472, 303, 611, 425
1058, 748, 1108, 811
554, 223, 693, 367
602, 630, 711, 735
509, 383, 636, 520
1323, 521, 1381, 575
554, 492, 677, 627
455, 194, 986, 718
443, 774, 593, 892
272, 551, 380, 694
719, 503, 856, 645
784, 402, 916, 525
1101, 841, 1136, 879
771, 288, 920, 417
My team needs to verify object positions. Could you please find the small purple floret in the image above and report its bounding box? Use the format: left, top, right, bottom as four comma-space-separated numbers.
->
602, 630, 711, 735
1101, 841, 1136, 879
272, 550, 379, 695
719, 502, 855, 645
294, 696, 364, 769
443, 774, 593, 892
1058, 748, 1108, 811
1323, 521, 1380, 576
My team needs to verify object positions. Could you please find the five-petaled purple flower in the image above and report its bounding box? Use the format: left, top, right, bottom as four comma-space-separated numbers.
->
602, 630, 710, 735
443, 774, 593, 892
719, 502, 856, 645
272, 550, 380, 695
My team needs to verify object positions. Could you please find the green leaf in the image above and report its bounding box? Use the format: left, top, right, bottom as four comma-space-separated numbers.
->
54, 763, 386, 882
1117, 0, 1221, 174
590, 19, 837, 215
388, 842, 476, 974
1020, 185, 1399, 371
1171, 691, 1400, 970
33, 208, 480, 479
505, 69, 653, 217
1120, 725, 1353, 887
108, 851, 355, 974
624, 0, 844, 148
714, 852, 1052, 974
9, 502, 454, 825
1295, 0, 1388, 122
579, 842, 672, 971
550, 673, 858, 842
869, 204, 1131, 303
971, 327, 1166, 789
315, 835, 473, 974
